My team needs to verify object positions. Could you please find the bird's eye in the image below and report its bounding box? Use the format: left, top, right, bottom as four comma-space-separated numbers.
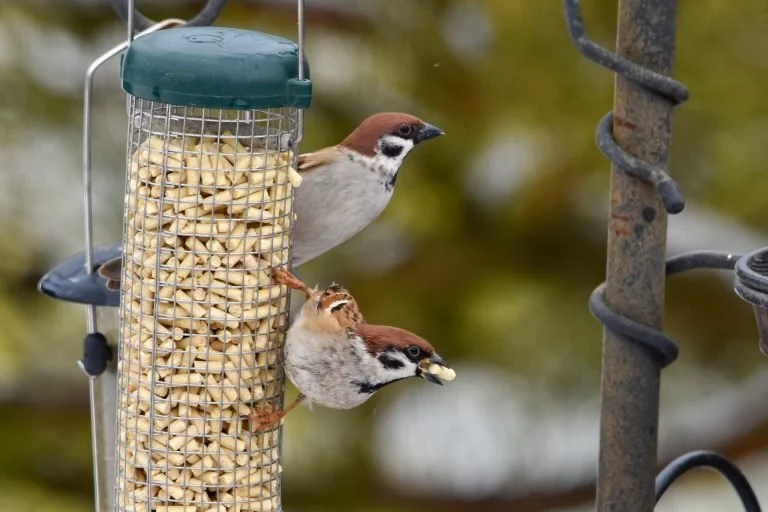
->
399, 124, 412, 136
407, 345, 420, 357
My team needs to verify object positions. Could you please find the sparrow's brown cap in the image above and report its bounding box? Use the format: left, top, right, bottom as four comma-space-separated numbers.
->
341, 112, 444, 156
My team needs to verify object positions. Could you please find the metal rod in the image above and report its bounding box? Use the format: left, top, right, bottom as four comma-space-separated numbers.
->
295, 0, 305, 144
125, 0, 135, 115
81, 18, 184, 512
297, 0, 304, 81
596, 0, 680, 510
87, 377, 101, 512
127, 0, 135, 42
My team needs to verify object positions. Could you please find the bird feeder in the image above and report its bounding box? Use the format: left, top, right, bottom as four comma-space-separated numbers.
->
113, 18, 311, 512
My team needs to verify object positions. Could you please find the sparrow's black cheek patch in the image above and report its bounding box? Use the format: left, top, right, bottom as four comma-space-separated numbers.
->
381, 143, 404, 158
353, 381, 387, 394
378, 354, 405, 370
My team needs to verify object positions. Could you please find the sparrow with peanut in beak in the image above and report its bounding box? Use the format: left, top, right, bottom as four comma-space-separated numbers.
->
95, 112, 444, 288
248, 268, 456, 432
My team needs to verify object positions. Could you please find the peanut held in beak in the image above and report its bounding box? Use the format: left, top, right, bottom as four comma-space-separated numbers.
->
418, 354, 456, 385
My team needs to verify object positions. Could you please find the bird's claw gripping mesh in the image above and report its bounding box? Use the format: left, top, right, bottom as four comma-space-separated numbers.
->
115, 98, 302, 512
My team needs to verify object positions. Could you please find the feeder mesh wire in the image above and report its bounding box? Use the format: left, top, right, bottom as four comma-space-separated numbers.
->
114, 98, 299, 512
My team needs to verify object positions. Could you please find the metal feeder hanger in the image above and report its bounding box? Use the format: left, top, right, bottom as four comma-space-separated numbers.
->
37, 1, 312, 511
563, 0, 767, 510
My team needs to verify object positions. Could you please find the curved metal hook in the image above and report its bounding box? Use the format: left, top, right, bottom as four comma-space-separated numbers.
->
82, 18, 185, 337
77, 19, 184, 512
656, 450, 761, 511
108, 0, 227, 32
563, 0, 690, 105
80, 20, 184, 512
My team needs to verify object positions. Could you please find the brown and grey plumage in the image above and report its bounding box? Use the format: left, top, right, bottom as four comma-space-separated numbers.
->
248, 268, 453, 431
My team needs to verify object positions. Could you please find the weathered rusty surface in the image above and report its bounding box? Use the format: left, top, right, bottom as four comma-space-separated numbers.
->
596, 0, 679, 511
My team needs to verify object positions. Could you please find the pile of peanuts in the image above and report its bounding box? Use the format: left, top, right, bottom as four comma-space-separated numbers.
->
115, 127, 301, 512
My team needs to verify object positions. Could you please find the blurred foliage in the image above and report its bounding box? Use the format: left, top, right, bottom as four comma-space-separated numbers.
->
1, 0, 767, 511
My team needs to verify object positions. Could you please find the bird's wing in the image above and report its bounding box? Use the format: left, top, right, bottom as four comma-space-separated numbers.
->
318, 287, 365, 328
97, 257, 123, 289
296, 146, 343, 172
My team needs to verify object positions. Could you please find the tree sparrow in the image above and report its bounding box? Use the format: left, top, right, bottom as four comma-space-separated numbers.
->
248, 268, 455, 432
95, 112, 444, 288
289, 112, 443, 266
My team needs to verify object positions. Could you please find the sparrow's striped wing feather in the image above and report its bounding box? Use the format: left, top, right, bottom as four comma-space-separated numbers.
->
98, 257, 123, 290
297, 146, 343, 172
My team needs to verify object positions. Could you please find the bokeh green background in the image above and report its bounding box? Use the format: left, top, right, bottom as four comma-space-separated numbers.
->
2, 1, 768, 511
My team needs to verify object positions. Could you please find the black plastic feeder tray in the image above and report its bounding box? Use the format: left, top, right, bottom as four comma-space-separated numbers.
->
37, 242, 122, 308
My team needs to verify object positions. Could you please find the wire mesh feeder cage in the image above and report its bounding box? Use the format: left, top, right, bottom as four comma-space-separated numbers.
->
115, 26, 311, 512
735, 248, 768, 357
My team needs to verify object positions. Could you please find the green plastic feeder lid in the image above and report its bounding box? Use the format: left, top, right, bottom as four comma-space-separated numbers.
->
121, 27, 311, 110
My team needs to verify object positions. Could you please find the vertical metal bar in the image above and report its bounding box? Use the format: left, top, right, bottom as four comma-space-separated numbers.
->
596, 0, 680, 511
126, 0, 135, 117
295, 0, 305, 145
82, 29, 101, 512
127, 0, 135, 42
87, 379, 101, 512
95, 308, 119, 511
83, 56, 98, 339
297, 0, 304, 81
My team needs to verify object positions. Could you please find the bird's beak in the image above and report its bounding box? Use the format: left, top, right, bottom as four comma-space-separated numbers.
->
415, 122, 444, 143
418, 353, 456, 385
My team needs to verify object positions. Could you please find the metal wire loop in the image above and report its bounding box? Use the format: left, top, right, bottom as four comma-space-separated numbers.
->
565, 0, 690, 215
589, 250, 741, 368
108, 0, 227, 32
595, 113, 684, 214
563, 0, 689, 105
655, 450, 762, 511
588, 285, 679, 367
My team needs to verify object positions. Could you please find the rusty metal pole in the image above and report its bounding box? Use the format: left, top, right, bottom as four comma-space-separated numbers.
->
597, 0, 680, 511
